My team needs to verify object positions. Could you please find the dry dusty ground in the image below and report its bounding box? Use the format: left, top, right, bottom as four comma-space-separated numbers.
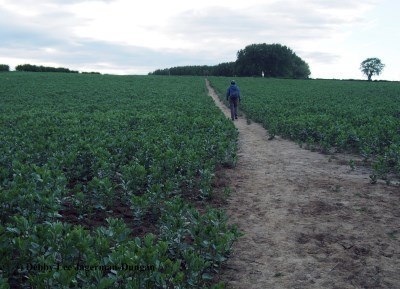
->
206, 80, 400, 289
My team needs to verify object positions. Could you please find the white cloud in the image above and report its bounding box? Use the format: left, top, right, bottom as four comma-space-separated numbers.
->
0, 0, 398, 79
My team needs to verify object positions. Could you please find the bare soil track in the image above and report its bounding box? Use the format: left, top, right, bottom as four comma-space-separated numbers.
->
206, 80, 400, 289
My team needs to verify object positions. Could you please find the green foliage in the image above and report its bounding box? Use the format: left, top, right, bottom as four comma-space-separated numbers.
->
360, 58, 385, 81
0, 64, 10, 72
15, 64, 79, 73
236, 43, 310, 78
150, 43, 310, 79
0, 73, 239, 288
150, 62, 236, 77
81, 71, 101, 75
210, 77, 400, 182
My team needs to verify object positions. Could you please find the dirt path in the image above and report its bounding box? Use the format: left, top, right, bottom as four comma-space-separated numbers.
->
206, 80, 400, 289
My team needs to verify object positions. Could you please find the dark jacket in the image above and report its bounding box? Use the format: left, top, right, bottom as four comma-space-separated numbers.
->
226, 84, 241, 101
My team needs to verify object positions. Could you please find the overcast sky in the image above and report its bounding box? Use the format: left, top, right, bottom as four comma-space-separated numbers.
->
0, 0, 399, 80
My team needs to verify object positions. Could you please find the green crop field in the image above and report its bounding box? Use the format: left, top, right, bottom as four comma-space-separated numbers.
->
209, 77, 400, 182
2, 72, 399, 288
0, 73, 240, 288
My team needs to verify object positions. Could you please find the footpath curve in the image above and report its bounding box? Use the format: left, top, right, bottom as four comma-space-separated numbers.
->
206, 79, 400, 289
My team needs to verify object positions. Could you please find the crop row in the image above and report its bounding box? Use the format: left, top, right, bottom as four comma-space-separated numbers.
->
0, 73, 240, 288
209, 77, 400, 182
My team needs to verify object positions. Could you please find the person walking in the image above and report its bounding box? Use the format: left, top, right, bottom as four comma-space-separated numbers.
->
226, 80, 241, 120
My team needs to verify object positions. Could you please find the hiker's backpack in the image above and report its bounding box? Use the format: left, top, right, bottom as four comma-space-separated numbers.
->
229, 86, 239, 99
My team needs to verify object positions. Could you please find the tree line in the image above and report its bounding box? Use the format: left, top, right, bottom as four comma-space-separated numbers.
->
0, 64, 10, 72
150, 43, 311, 79
0, 63, 100, 74
150, 62, 236, 77
16, 64, 79, 73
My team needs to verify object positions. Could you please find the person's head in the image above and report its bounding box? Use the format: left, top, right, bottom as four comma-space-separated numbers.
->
231, 80, 236, 85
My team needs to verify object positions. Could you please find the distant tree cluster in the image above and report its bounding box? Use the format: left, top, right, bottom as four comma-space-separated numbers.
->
0, 64, 10, 72
236, 44, 310, 78
150, 43, 311, 79
150, 62, 235, 76
151, 65, 209, 76
15, 64, 79, 73
81, 71, 101, 75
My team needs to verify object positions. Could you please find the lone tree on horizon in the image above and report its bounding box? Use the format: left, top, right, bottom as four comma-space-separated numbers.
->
360, 57, 385, 81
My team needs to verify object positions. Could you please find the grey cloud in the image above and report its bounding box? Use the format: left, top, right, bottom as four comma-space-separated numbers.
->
166, 1, 372, 44
306, 0, 378, 9
0, 35, 213, 73
0, 2, 215, 73
58, 40, 216, 68
0, 0, 383, 74
166, 7, 262, 39
165, 8, 316, 47
266, 0, 374, 26
1, 0, 115, 5
299, 51, 341, 63
0, 5, 84, 44
0, 11, 62, 47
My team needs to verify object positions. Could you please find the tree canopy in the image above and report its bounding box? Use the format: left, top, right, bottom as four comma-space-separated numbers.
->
0, 64, 10, 72
15, 64, 79, 73
150, 43, 310, 79
360, 58, 385, 81
235, 43, 310, 78
150, 62, 236, 77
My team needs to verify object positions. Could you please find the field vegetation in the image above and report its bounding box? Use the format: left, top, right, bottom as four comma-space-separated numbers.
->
0, 73, 240, 288
209, 77, 400, 183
